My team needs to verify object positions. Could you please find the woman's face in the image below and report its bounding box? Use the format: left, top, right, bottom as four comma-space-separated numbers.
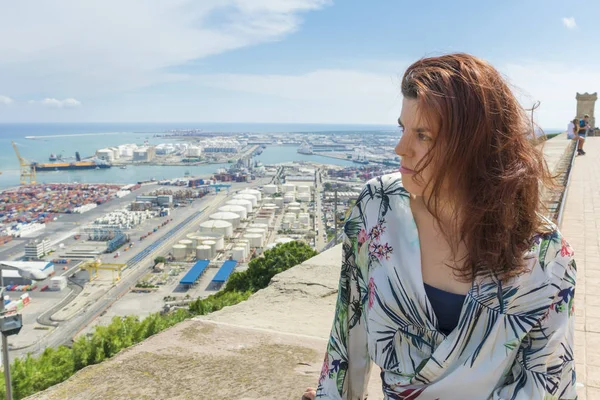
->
394, 97, 437, 197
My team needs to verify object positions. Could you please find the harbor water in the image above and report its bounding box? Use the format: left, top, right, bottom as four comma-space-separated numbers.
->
0, 123, 385, 188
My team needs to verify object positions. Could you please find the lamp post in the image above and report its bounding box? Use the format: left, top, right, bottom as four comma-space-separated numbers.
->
0, 263, 50, 400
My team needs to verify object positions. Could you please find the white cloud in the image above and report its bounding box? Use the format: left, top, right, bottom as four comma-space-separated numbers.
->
29, 98, 82, 108
562, 17, 576, 29
187, 60, 599, 128
0, 95, 13, 105
0, 1, 331, 98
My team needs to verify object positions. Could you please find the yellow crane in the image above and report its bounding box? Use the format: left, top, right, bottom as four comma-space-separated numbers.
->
81, 259, 126, 284
11, 141, 36, 185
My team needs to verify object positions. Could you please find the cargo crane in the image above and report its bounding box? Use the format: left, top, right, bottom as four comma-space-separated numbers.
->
81, 259, 126, 284
11, 141, 36, 185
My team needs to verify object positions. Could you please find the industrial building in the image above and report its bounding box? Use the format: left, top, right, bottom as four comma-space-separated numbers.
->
0, 261, 55, 286
24, 238, 51, 259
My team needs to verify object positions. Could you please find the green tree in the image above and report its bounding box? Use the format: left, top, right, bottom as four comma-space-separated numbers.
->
154, 256, 166, 265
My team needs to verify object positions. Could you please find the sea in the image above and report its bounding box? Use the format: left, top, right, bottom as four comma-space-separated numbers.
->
0, 123, 397, 189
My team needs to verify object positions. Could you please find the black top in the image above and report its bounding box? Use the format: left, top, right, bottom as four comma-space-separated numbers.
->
424, 283, 466, 336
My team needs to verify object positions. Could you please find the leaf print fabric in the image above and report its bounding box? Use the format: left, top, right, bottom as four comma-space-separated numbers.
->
316, 173, 577, 400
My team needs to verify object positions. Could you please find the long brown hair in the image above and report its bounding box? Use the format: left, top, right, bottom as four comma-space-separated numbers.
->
401, 53, 553, 281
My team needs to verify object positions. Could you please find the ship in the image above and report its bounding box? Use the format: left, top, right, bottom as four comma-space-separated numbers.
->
33, 151, 112, 172
297, 142, 313, 155
49, 153, 57, 161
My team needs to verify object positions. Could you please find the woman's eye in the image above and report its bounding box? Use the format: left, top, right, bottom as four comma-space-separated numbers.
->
418, 133, 430, 141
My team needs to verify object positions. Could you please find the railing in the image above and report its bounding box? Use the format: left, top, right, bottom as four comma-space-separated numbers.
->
555, 141, 578, 227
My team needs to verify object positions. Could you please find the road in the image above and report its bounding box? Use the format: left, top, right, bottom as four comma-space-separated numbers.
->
314, 168, 326, 251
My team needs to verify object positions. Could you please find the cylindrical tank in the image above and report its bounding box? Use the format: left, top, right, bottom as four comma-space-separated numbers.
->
233, 194, 257, 207
283, 193, 295, 203
288, 206, 301, 215
226, 199, 253, 213
276, 237, 295, 245
239, 188, 262, 202
231, 247, 246, 261
244, 233, 263, 248
202, 240, 217, 255
284, 213, 296, 223
195, 233, 225, 251
299, 213, 310, 225
263, 184, 278, 194
209, 212, 241, 229
218, 205, 247, 220
297, 185, 310, 193
237, 239, 250, 253
297, 192, 311, 202
263, 202, 277, 208
186, 233, 198, 240
282, 183, 296, 193
172, 244, 187, 261
199, 219, 234, 237
249, 223, 269, 230
289, 202, 301, 208
179, 239, 194, 254
246, 228, 266, 241
196, 245, 212, 260
273, 198, 284, 207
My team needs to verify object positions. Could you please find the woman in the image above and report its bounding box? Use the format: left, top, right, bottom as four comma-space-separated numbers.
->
303, 53, 576, 400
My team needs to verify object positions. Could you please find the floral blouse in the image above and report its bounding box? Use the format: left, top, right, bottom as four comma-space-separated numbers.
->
317, 173, 577, 400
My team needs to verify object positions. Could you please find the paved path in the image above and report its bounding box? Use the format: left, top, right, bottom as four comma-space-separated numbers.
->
560, 137, 600, 399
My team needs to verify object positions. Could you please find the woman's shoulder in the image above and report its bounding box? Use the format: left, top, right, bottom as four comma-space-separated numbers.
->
356, 173, 410, 207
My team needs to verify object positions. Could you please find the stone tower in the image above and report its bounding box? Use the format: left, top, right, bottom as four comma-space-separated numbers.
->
576, 92, 597, 129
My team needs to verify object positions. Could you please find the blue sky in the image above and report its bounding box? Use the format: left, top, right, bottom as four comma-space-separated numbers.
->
0, 0, 598, 129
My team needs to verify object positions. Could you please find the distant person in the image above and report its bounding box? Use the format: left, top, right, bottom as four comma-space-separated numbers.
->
579, 114, 592, 137
569, 118, 586, 155
303, 53, 576, 400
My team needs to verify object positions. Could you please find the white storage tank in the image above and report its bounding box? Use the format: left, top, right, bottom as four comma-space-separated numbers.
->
172, 244, 187, 261
218, 205, 248, 220
283, 193, 295, 203
199, 220, 234, 238
50, 276, 68, 291
289, 202, 301, 208
254, 217, 271, 226
196, 245, 213, 260
239, 188, 262, 202
178, 239, 194, 255
263, 203, 277, 208
282, 183, 296, 193
209, 212, 241, 229
233, 194, 258, 207
237, 239, 250, 253
202, 240, 217, 254
288, 206, 301, 215
263, 184, 278, 194
186, 233, 198, 240
297, 185, 311, 193
231, 247, 246, 261
297, 192, 311, 202
276, 237, 295, 245
249, 223, 269, 230
244, 233, 263, 248
284, 213, 296, 223
299, 213, 311, 225
194, 233, 225, 251
247, 228, 266, 241
226, 199, 253, 213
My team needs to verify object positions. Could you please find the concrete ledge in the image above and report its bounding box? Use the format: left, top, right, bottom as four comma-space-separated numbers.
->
542, 133, 576, 175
